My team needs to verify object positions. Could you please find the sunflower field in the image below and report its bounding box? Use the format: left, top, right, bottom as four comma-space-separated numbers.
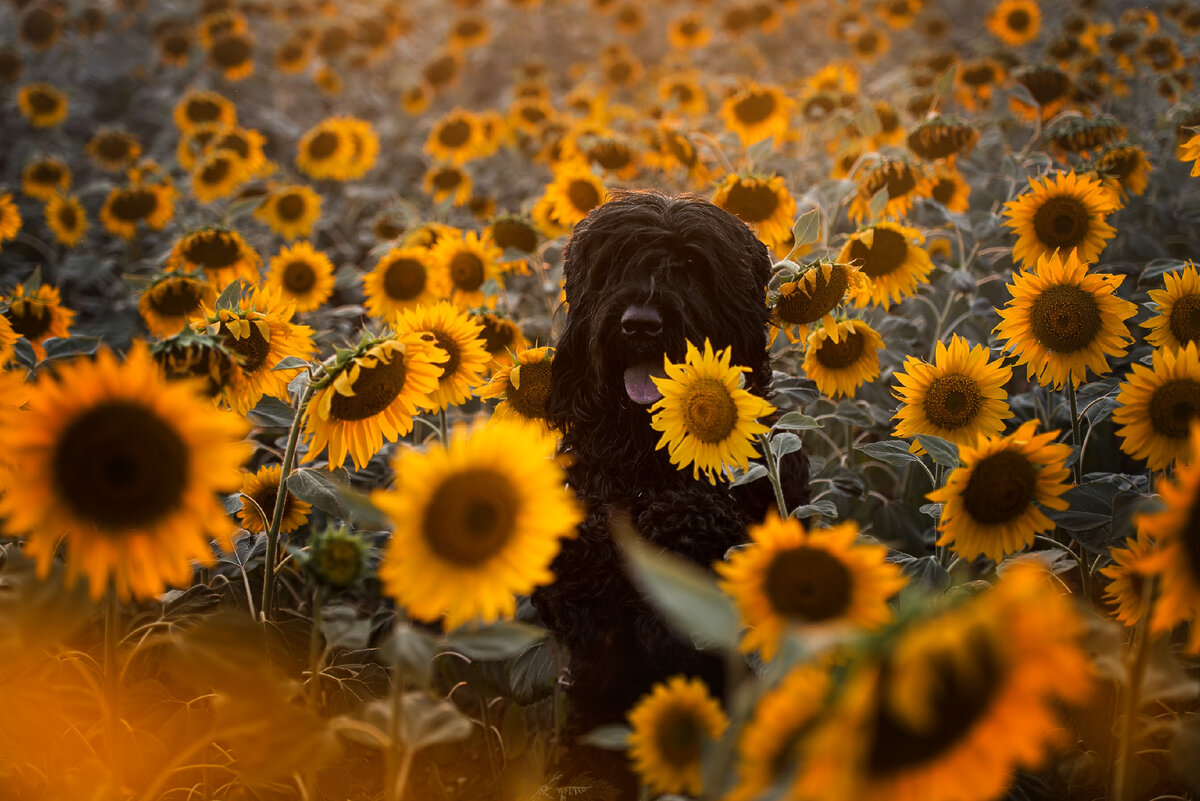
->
3, 0, 1200, 798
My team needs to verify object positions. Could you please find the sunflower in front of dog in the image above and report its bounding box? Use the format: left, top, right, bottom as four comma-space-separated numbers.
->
649, 339, 774, 484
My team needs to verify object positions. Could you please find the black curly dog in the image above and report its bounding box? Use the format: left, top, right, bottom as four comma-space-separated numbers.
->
532, 190, 810, 794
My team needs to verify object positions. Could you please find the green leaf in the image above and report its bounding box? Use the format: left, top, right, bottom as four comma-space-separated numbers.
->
42, 336, 102, 361
867, 185, 889, 220
382, 623, 439, 688
791, 208, 820, 249
773, 412, 821, 431
791, 500, 837, 520
272, 355, 311, 372
320, 603, 372, 651
933, 64, 957, 98
286, 468, 391, 528
915, 435, 959, 468
834, 400, 874, 428
856, 440, 919, 466
855, 102, 881, 138
246, 396, 295, 427
579, 724, 631, 750
445, 620, 546, 661
731, 463, 769, 487
1044, 509, 1110, 531
770, 432, 803, 458
397, 692, 473, 751
745, 135, 775, 165
215, 279, 245, 311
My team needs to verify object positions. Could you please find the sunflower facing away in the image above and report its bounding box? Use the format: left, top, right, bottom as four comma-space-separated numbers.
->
1113, 343, 1200, 471
139, 270, 217, 338
0, 342, 251, 601
794, 560, 1092, 801
837, 222, 934, 309
363, 246, 450, 320
711, 173, 797, 253
848, 158, 932, 223
717, 515, 907, 661
43, 193, 87, 248
151, 330, 243, 401
994, 249, 1136, 389
255, 184, 322, 240
1100, 532, 1156, 628
928, 420, 1072, 562
264, 241, 336, 313
372, 417, 583, 628
236, 463, 312, 534
478, 345, 553, 426
892, 335, 1014, 453
648, 339, 775, 484
394, 301, 490, 411
302, 333, 443, 471
626, 675, 728, 796
1001, 170, 1120, 270
1143, 261, 1200, 351
803, 319, 884, 399
769, 261, 868, 345
3, 283, 76, 360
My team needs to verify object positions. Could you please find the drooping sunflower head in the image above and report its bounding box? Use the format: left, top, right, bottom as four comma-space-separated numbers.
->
21, 157, 71, 201
1046, 114, 1128, 155
769, 261, 867, 344
307, 524, 371, 589
626, 675, 729, 797
1001, 169, 1120, 269
1011, 64, 1073, 120
905, 116, 980, 162
139, 270, 218, 338
711, 173, 797, 252
837, 222, 934, 309
849, 157, 931, 223
394, 301, 490, 411
470, 311, 529, 371
236, 463, 312, 534
254, 184, 322, 240
802, 318, 884, 399
428, 229, 504, 308
17, 82, 68, 128
3, 283, 76, 361
1144, 262, 1200, 352
168, 227, 261, 288
1113, 343, 1200, 472
478, 345, 553, 426
151, 329, 243, 400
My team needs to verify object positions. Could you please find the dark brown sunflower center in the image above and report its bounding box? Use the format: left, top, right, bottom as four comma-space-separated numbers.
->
282, 260, 316, 294
200, 157, 232, 185
53, 400, 189, 530
763, 544, 853, 622
438, 119, 472, 148
6, 300, 52, 340
867, 623, 1005, 776
679, 378, 738, 444
1032, 196, 1090, 250
21, 8, 60, 46
216, 133, 250, 159
162, 32, 190, 56
776, 268, 849, 325
1028, 283, 1101, 353
922, 374, 983, 430
110, 189, 159, 220
962, 63, 996, 86
58, 203, 79, 230
155, 343, 235, 397
31, 163, 63, 183
212, 34, 252, 66
589, 143, 633, 171
276, 194, 306, 221
491, 220, 537, 253
669, 82, 695, 103
654, 708, 704, 768
307, 130, 340, 160
328, 352, 408, 421
149, 279, 205, 316
679, 19, 700, 36
856, 31, 881, 53
507, 361, 551, 419
961, 449, 1037, 524
449, 252, 485, 291
1019, 68, 1070, 104
183, 233, 240, 269
29, 90, 61, 114
187, 98, 224, 124
1099, 151, 1137, 180
721, 181, 779, 224
1007, 9, 1031, 30
519, 105, 547, 125
931, 178, 957, 205
246, 485, 282, 528
479, 318, 516, 352
871, 164, 917, 198
665, 132, 698, 167
432, 168, 463, 190
733, 91, 778, 126
455, 19, 483, 38
1168, 295, 1200, 346
383, 257, 427, 300
422, 468, 519, 566
848, 228, 908, 278
606, 61, 632, 84
814, 331, 866, 370
222, 320, 271, 373
1147, 379, 1200, 440
567, 180, 602, 215
424, 54, 458, 87
96, 134, 133, 161
431, 331, 461, 379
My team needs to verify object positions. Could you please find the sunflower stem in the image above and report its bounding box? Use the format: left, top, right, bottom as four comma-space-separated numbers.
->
1113, 574, 1157, 801
759, 433, 789, 517
262, 379, 316, 622
306, 585, 325, 712
1066, 382, 1082, 484
439, 408, 448, 443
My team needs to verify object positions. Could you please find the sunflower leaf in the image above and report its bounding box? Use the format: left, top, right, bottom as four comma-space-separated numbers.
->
272, 355, 311, 372
915, 435, 959, 468
745, 135, 775, 165
791, 208, 820, 249
857, 440, 919, 466
770, 432, 802, 458
791, 500, 838, 520
855, 102, 881, 139
381, 622, 439, 688
445, 620, 546, 661
247, 396, 295, 427
397, 691, 473, 751
933, 64, 957, 99
773, 412, 821, 431
579, 724, 631, 750
1044, 508, 1110, 532
731, 463, 769, 487
867, 185, 889, 220
215, 279, 246, 311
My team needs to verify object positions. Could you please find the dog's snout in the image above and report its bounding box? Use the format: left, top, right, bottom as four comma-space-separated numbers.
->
621, 305, 662, 336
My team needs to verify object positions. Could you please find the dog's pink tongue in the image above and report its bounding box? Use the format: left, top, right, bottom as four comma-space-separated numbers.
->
624, 360, 667, 405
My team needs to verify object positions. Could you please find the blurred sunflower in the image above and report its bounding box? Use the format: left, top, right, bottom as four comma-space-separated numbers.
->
167, 227, 260, 288
472, 311, 529, 370
986, 0, 1041, 46
208, 125, 272, 177
1113, 343, 1200, 471
667, 10, 712, 48
209, 31, 255, 80
151, 330, 242, 400
21, 157, 70, 201
86, 128, 142, 172
422, 50, 463, 92
337, 116, 379, 179
191, 149, 250, 204
852, 27, 890, 62
264, 241, 335, 313
18, 4, 63, 51
139, 271, 217, 338
1011, 64, 1072, 121
255, 184, 322, 240
542, 162, 608, 231
43, 193, 87, 248
837, 222, 934, 309
711, 173, 796, 253
447, 13, 490, 50
425, 108, 485, 165
803, 319, 884, 399
274, 37, 310, 74
905, 117, 979, 162
197, 9, 248, 49
657, 71, 708, 117
0, 315, 18, 366
1002, 170, 1119, 269
401, 81, 434, 115
363, 246, 449, 320
893, 336, 1014, 453
487, 215, 540, 275
0, 342, 251, 602
173, 89, 237, 133
478, 345, 553, 426
994, 250, 1136, 389
1086, 143, 1153, 199
429, 229, 504, 307
627, 676, 727, 797
422, 163, 472, 207
929, 420, 1072, 561
849, 158, 931, 223
584, 135, 641, 181
0, 193, 20, 250
648, 339, 774, 484
926, 166, 971, 213
394, 301, 490, 411
99, 183, 175, 241
0, 48, 19, 84
3, 283, 75, 361
295, 118, 354, 180
1180, 132, 1200, 176
956, 58, 1005, 111
719, 82, 795, 147
1143, 262, 1200, 351
156, 23, 193, 67
17, 82, 68, 128
717, 515, 906, 661
236, 463, 312, 534
373, 417, 582, 627
1047, 115, 1127, 156
1100, 532, 1156, 627
769, 261, 867, 344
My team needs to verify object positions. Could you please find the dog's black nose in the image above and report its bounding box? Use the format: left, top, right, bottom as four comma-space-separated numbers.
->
621, 305, 662, 336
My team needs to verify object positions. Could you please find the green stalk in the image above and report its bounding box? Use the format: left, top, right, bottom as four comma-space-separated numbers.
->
1066, 382, 1082, 484
1113, 575, 1157, 801
306, 585, 325, 711
758, 433, 789, 518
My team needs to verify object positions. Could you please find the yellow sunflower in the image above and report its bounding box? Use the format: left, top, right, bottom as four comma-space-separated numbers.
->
711, 173, 797, 253
167, 227, 261, 289
274, 37, 310, 74
648, 339, 775, 484
428, 229, 504, 308
295, 118, 354, 180
157, 24, 193, 68
0, 342, 251, 602
1086, 143, 1153, 200
717, 515, 906, 661
667, 11, 712, 49
264, 241, 335, 313
422, 163, 472, 207
17, 82, 68, 128
173, 89, 237, 134
1100, 532, 1156, 627
541, 162, 608, 232
803, 319, 884, 399
394, 301, 490, 411
191, 149, 250, 204
336, 116, 379, 180
994, 249, 1136, 389
3, 283, 75, 361
1010, 65, 1072, 122
719, 82, 795, 148
986, 0, 1041, 46
1001, 170, 1119, 270
486, 215, 540, 275
657, 70, 708, 117
794, 560, 1092, 801
928, 420, 1072, 562
926, 166, 972, 213
906, 117, 979, 163
1113, 343, 1200, 471
1180, 132, 1200, 177
848, 158, 932, 224
255, 184, 322, 240
43, 193, 87, 248
0, 315, 19, 366
626, 675, 728, 797
892, 335, 1014, 452
471, 311, 529, 371
208, 31, 255, 81
99, 183, 175, 241
0, 192, 21, 250
371, 417, 583, 628
236, 463, 312, 534
769, 261, 868, 344
1143, 262, 1200, 351
302, 334, 443, 471
363, 247, 449, 321
401, 81, 434, 115
425, 108, 485, 165
207, 125, 272, 178
478, 345, 553, 426
18, 4, 63, 51
21, 157, 70, 201
138, 271, 218, 338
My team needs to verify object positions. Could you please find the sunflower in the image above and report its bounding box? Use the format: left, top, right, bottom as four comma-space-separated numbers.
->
274, 37, 310, 74
793, 560, 1092, 801
3, 283, 75, 361
86, 128, 143, 172
717, 515, 906, 661
207, 125, 272, 178
401, 81, 434, 115
666, 11, 711, 48
394, 302, 490, 411
422, 50, 463, 92
157, 24, 193, 67
1144, 262, 1200, 351
905, 117, 979, 162
486, 215, 540, 274
994, 249, 1136, 389
43, 193, 87, 248
138, 271, 218, 338
0, 315, 19, 366
893, 336, 1014, 453
648, 339, 774, 484
167, 228, 260, 289
428, 229, 504, 308
209, 31, 255, 80
803, 319, 884, 399
295, 118, 354, 180
337, 117, 379, 180
236, 463, 312, 534
173, 89, 237, 134
471, 312, 529, 370
363, 247, 450, 321
197, 9, 248, 49
192, 286, 316, 415
1113, 343, 1200, 471
422, 163, 473, 207
478, 345, 553, 426
925, 166, 972, 214
254, 184, 322, 240
0, 193, 21, 252
0, 342, 251, 602
626, 675, 728, 797
849, 158, 931, 223
21, 157, 71, 201
18, 4, 62, 51
1047, 115, 1127, 156
1002, 170, 1119, 270
1086, 143, 1153, 200
262, 241, 335, 313
1011, 65, 1073, 122
769, 261, 868, 344
837, 222, 934, 309
425, 108, 485, 165
1181, 132, 1200, 177
99, 183, 175, 241
657, 71, 708, 117
584, 135, 641, 181
541, 162, 608, 233
711, 173, 796, 253
986, 0, 1041, 46
1100, 532, 1156, 627
191, 149, 250, 204
151, 330, 242, 400
17, 82, 68, 128
719, 82, 795, 148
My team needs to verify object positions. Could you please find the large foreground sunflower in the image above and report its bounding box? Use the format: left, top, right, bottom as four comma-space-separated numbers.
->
928, 420, 1072, 561
1002, 170, 1119, 270
0, 342, 251, 601
1142, 261, 1200, 351
1113, 343, 1200, 471
837, 222, 934, 309
892, 335, 1014, 452
803, 319, 884, 399
994, 250, 1136, 388
626, 675, 728, 796
394, 301, 490, 411
648, 339, 775, 484
717, 515, 906, 661
372, 417, 583, 628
